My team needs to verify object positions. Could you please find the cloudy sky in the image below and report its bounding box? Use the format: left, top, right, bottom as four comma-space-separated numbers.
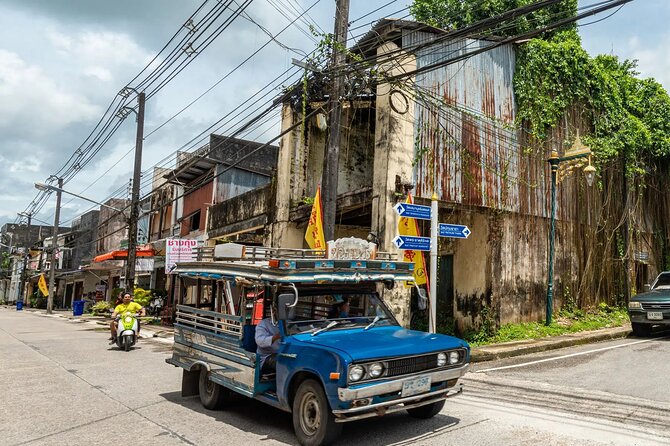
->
0, 0, 667, 231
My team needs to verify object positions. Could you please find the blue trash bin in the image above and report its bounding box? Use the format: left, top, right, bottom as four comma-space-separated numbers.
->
16, 300, 24, 311
73, 300, 85, 316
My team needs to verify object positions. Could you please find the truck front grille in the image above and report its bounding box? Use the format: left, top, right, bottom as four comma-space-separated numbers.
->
641, 302, 670, 310
386, 354, 438, 377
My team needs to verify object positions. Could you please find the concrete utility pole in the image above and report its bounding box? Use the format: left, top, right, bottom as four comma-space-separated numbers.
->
125, 92, 146, 291
47, 177, 63, 314
321, 0, 350, 241
18, 212, 32, 303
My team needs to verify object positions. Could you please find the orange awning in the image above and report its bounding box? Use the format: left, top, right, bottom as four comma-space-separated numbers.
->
93, 248, 155, 263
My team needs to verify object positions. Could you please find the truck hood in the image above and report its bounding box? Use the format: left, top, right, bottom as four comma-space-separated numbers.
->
630, 288, 670, 302
291, 325, 469, 362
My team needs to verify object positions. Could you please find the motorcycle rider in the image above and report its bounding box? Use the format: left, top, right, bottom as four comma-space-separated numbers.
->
109, 292, 145, 344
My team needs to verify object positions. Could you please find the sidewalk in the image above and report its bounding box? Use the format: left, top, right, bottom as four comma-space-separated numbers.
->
13, 306, 175, 341
5, 305, 633, 362
469, 324, 632, 362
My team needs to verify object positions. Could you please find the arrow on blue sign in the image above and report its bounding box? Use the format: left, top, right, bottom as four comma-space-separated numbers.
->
392, 235, 431, 251
438, 223, 471, 239
393, 202, 432, 220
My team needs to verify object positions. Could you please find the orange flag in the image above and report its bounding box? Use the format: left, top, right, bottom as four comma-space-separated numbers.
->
305, 186, 327, 251
398, 194, 428, 287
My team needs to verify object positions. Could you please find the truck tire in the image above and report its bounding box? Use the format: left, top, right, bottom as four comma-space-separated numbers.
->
406, 399, 445, 419
631, 323, 651, 337
198, 369, 230, 410
292, 379, 342, 446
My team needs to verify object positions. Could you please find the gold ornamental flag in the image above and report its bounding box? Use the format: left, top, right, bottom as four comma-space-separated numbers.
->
398, 194, 428, 287
305, 186, 326, 251
38, 273, 49, 297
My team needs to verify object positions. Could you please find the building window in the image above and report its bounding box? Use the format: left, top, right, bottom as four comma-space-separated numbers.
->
190, 210, 201, 231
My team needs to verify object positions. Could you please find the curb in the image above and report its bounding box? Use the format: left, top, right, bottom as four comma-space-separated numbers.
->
7, 306, 632, 358
470, 326, 632, 363
16, 308, 175, 341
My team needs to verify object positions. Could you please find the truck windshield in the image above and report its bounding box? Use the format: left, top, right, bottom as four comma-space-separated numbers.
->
285, 292, 397, 335
653, 272, 670, 289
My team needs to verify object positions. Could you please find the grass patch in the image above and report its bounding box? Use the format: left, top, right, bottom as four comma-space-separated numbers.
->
464, 304, 629, 347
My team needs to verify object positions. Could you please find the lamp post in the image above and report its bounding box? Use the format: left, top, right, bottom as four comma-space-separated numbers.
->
34, 181, 124, 314
17, 212, 32, 304
546, 134, 596, 325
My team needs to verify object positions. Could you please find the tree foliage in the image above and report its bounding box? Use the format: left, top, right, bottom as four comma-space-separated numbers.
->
410, 0, 578, 40
411, 0, 670, 175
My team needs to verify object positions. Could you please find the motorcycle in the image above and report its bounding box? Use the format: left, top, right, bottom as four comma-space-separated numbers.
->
148, 296, 165, 316
115, 311, 139, 351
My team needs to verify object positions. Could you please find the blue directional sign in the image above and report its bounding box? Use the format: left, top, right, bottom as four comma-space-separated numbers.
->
438, 223, 471, 239
392, 235, 431, 251
393, 202, 432, 220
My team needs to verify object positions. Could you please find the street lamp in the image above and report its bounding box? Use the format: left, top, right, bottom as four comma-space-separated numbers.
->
35, 180, 125, 313
546, 133, 596, 325
34, 183, 122, 212
17, 212, 32, 304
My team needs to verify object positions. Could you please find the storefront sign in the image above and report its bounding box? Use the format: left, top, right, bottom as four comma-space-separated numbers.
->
166, 238, 201, 274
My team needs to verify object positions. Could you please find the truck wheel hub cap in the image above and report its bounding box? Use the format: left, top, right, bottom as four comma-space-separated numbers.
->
300, 391, 320, 434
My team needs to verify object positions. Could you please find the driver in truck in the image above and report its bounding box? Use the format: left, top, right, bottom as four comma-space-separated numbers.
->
255, 304, 281, 374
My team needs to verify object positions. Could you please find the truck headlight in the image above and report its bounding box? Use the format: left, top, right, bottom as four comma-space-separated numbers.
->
628, 301, 642, 309
368, 362, 384, 378
448, 351, 460, 364
349, 365, 365, 382
437, 352, 447, 367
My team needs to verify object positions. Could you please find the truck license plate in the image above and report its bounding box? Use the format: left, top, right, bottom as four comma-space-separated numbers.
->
401, 376, 431, 397
647, 311, 663, 320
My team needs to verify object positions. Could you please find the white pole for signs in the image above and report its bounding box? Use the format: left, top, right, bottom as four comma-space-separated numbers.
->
429, 193, 438, 333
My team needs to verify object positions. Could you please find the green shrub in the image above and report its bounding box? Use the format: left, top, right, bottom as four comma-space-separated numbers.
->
133, 287, 152, 308
90, 301, 112, 316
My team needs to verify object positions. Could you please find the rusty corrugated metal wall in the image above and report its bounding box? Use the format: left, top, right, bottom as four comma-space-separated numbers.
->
406, 31, 552, 218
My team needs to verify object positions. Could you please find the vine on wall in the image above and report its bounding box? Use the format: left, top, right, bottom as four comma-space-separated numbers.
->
411, 0, 670, 316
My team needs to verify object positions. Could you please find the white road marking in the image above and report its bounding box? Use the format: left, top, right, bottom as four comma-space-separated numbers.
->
476, 336, 670, 373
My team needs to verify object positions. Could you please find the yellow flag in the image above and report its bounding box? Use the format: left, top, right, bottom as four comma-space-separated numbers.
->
305, 186, 327, 251
398, 194, 428, 287
38, 273, 49, 297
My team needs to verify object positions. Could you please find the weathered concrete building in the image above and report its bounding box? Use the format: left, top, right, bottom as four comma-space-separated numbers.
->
203, 19, 667, 332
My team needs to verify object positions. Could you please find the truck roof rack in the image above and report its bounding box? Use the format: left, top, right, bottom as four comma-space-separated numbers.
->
192, 242, 396, 263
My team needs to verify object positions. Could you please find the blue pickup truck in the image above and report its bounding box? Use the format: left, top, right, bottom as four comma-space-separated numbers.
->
166, 240, 470, 446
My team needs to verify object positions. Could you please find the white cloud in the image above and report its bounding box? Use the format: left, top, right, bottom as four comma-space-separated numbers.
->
83, 66, 113, 82
0, 49, 100, 132
627, 34, 670, 89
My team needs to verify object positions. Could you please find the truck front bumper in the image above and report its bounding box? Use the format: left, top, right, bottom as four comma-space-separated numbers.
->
333, 363, 469, 422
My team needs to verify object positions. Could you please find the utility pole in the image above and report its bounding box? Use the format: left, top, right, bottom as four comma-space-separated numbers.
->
18, 212, 32, 304
47, 177, 63, 314
321, 0, 350, 241
124, 92, 146, 291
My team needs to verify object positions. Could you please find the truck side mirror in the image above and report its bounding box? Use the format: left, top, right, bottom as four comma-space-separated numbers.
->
644, 283, 651, 291
277, 293, 296, 320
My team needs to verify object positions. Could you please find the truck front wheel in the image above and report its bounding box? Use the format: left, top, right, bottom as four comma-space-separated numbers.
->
631, 323, 652, 337
406, 399, 445, 419
292, 379, 342, 446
